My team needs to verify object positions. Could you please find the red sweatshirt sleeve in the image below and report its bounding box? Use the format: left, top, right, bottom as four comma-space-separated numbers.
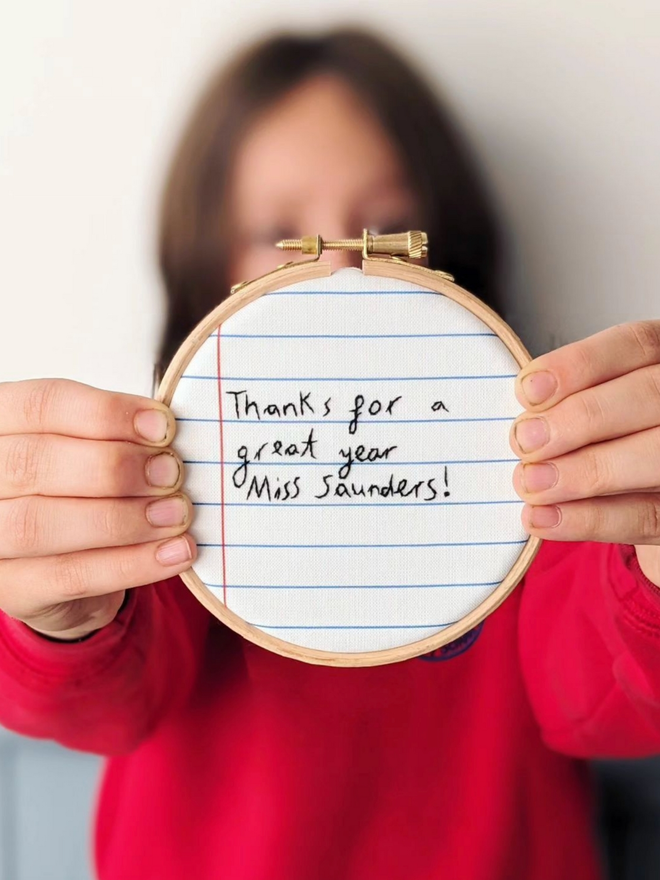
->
520, 540, 660, 758
0, 576, 212, 756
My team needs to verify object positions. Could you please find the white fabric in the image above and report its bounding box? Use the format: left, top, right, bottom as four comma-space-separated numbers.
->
170, 267, 527, 653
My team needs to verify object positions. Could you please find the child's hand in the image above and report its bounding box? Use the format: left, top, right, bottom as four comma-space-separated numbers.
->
510, 320, 660, 587
0, 379, 197, 640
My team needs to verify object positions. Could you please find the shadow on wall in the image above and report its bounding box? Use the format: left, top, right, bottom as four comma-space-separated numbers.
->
0, 732, 100, 880
594, 756, 660, 880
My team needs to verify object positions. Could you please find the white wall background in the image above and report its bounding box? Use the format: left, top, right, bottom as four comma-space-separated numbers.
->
0, 1, 659, 878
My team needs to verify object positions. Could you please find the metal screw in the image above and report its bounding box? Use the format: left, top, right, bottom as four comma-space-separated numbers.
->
276, 229, 428, 259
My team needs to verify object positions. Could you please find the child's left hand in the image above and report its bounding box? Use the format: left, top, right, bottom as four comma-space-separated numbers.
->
510, 320, 660, 588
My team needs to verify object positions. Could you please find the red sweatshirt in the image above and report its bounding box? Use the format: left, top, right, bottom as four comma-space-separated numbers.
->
1, 540, 660, 880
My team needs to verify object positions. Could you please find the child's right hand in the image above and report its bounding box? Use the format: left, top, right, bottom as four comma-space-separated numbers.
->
0, 379, 197, 641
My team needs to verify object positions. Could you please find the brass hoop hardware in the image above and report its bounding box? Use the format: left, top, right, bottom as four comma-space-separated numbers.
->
276, 228, 428, 260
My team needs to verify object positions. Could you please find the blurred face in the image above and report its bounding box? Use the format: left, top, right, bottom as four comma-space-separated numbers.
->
226, 73, 423, 283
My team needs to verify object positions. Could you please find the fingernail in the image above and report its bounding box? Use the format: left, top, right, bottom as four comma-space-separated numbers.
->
135, 409, 170, 443
514, 418, 549, 453
529, 505, 561, 529
522, 462, 558, 493
146, 495, 188, 527
146, 451, 181, 488
156, 535, 192, 566
521, 371, 557, 406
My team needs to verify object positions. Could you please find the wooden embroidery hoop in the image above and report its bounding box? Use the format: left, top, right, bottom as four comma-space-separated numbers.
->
156, 231, 541, 667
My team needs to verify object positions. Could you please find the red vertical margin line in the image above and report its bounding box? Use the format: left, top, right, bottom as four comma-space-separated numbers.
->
216, 325, 228, 606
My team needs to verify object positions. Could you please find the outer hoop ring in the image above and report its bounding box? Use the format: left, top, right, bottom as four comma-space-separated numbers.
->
157, 259, 541, 667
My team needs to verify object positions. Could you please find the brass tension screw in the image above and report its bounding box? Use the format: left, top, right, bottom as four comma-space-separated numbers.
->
276, 230, 429, 259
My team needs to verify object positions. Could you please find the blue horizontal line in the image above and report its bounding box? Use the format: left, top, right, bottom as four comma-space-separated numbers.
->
208, 581, 499, 590
198, 540, 527, 548
181, 374, 517, 382
249, 623, 455, 629
212, 332, 497, 338
265, 290, 441, 296
193, 499, 522, 507
183, 458, 517, 466
177, 416, 515, 425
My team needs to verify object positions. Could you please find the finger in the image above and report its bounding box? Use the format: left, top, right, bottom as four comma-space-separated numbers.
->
520, 494, 660, 545
0, 434, 184, 499
0, 493, 193, 558
512, 425, 660, 505
515, 321, 660, 412
0, 378, 175, 446
0, 533, 197, 621
510, 363, 660, 462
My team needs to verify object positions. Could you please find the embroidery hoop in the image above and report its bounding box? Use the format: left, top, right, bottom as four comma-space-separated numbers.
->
156, 231, 541, 667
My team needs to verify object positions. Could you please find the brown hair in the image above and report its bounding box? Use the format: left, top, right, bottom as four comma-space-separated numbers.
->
157, 27, 504, 379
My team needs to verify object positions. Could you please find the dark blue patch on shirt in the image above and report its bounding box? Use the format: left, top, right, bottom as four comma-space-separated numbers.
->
417, 622, 485, 662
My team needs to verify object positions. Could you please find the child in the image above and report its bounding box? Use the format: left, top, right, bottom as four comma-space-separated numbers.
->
1, 28, 659, 880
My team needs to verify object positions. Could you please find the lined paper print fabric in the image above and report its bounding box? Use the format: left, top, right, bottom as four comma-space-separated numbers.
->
169, 267, 527, 653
